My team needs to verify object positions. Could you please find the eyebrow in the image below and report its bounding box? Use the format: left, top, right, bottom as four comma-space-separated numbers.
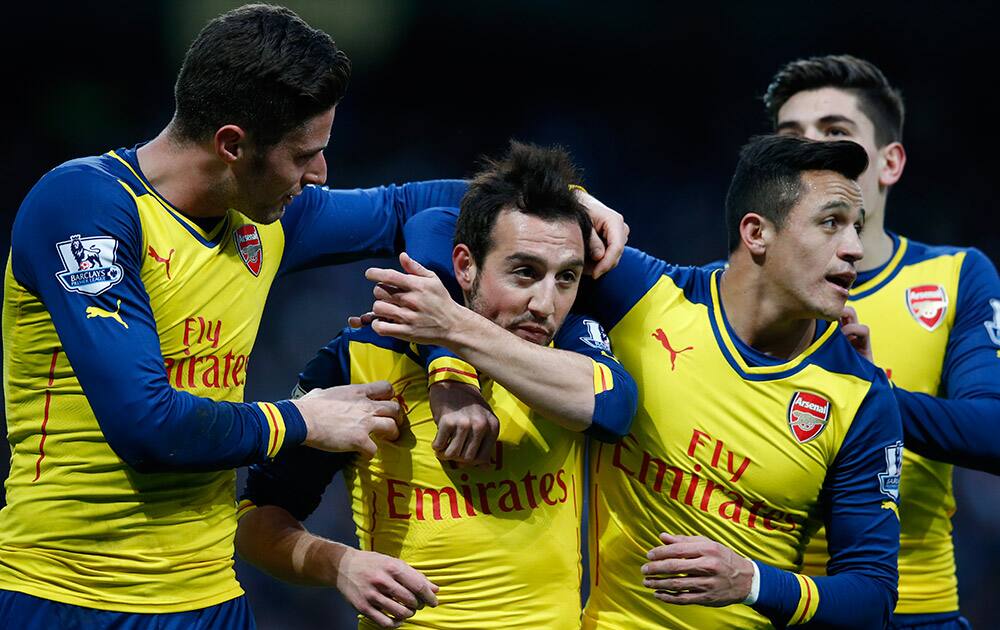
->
776, 114, 858, 132
506, 252, 585, 269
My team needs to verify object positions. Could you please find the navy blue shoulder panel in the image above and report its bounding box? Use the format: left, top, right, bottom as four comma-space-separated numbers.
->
808, 323, 883, 383
298, 326, 417, 392
576, 247, 711, 330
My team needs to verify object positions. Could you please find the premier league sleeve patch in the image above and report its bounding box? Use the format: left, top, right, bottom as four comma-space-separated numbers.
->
580, 319, 612, 353
878, 441, 903, 501
54, 234, 124, 296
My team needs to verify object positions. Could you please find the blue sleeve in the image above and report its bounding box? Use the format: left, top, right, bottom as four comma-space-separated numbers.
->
552, 313, 638, 442
753, 373, 901, 628
892, 248, 1000, 474
10, 164, 306, 474
402, 206, 469, 368
277, 180, 467, 274
242, 334, 354, 520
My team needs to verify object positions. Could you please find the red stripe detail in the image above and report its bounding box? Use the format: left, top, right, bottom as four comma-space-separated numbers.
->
571, 474, 578, 516
33, 349, 60, 483
795, 578, 813, 624
47, 348, 59, 386
263, 404, 280, 456
599, 365, 608, 392
594, 442, 604, 473
429, 366, 479, 380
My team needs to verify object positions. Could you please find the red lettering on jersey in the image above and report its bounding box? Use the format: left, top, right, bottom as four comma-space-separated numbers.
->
608, 438, 799, 534
651, 328, 694, 370
387, 479, 411, 519
182, 317, 222, 356
415, 487, 462, 520
384, 467, 572, 521
164, 350, 249, 391
686, 428, 752, 482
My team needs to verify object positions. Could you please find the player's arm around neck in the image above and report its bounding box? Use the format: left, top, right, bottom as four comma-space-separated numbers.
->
367, 254, 599, 433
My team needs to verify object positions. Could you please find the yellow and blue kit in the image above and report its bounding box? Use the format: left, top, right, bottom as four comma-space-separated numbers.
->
0, 145, 466, 616
241, 318, 637, 630
803, 233, 1000, 628
403, 209, 903, 629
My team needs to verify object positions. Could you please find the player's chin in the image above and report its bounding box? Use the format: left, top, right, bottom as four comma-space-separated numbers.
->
814, 296, 849, 322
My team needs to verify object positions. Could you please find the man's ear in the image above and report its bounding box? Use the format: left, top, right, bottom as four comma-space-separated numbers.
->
737, 212, 772, 256
214, 125, 248, 163
877, 141, 906, 188
453, 244, 477, 292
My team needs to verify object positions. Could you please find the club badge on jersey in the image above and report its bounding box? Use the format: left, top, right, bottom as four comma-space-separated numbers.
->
905, 284, 948, 331
787, 391, 831, 444
234, 225, 263, 276
55, 234, 124, 296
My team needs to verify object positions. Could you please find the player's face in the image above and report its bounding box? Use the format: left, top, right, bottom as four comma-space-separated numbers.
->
766, 170, 865, 320
462, 211, 585, 346
775, 88, 882, 219
236, 107, 335, 224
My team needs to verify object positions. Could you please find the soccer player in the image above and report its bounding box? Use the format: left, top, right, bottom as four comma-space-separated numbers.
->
235, 142, 638, 629
0, 6, 628, 628
370, 135, 902, 628
765, 54, 1000, 629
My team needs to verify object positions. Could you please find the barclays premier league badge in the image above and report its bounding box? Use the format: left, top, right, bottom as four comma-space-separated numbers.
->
54, 234, 124, 296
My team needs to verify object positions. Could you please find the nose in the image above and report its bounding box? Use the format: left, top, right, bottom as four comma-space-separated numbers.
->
528, 279, 556, 321
839, 225, 864, 264
302, 151, 327, 187
802, 127, 824, 142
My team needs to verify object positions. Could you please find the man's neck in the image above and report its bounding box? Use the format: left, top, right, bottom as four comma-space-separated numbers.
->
718, 257, 817, 361
857, 198, 895, 272
136, 126, 230, 220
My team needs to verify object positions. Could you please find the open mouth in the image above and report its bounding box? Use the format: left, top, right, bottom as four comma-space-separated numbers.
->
825, 271, 856, 294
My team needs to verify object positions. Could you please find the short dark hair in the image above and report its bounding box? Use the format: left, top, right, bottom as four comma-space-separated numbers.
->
725, 135, 868, 252
173, 4, 351, 148
763, 55, 904, 147
455, 141, 592, 267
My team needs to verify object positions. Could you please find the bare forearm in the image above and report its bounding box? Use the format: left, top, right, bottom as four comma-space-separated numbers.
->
235, 505, 344, 587
445, 308, 595, 431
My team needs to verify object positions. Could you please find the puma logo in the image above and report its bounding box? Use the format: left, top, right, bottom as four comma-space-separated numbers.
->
86, 299, 128, 329
147, 245, 175, 279
652, 328, 693, 371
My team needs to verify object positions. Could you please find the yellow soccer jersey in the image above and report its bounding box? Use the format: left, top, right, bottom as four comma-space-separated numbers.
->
1, 147, 466, 611
802, 234, 1000, 615
576, 249, 902, 629
240, 315, 635, 630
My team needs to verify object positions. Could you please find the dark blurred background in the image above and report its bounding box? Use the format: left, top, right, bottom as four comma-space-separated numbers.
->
2, 1, 998, 627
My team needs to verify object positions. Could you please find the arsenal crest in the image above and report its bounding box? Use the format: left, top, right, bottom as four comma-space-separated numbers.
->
905, 284, 948, 332
234, 225, 263, 276
788, 391, 831, 444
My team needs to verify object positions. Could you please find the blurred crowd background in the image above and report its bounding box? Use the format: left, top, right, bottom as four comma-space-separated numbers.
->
2, 1, 998, 627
